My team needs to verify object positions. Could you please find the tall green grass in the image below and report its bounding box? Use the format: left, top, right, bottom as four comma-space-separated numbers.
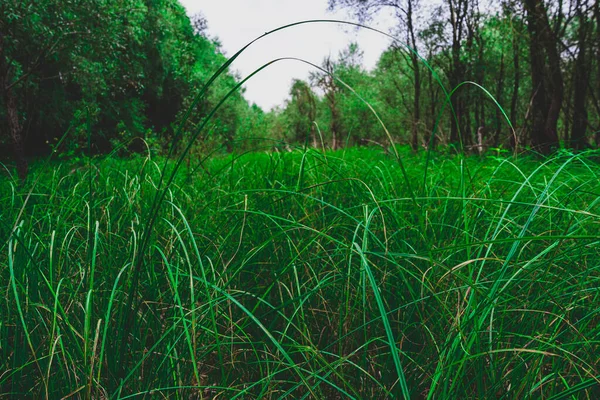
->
2, 147, 600, 398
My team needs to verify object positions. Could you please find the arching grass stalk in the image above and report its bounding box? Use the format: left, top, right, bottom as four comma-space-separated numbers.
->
119, 43, 430, 371
117, 20, 449, 371
124, 15, 448, 285
117, 57, 287, 371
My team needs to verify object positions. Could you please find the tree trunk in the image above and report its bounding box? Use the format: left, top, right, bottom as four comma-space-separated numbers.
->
446, 0, 469, 150
407, 0, 421, 152
307, 87, 318, 148
510, 22, 520, 149
596, 0, 600, 146
494, 53, 505, 147
563, 74, 573, 146
425, 49, 437, 150
523, 0, 563, 154
473, 20, 486, 150
411, 79, 420, 152
449, 52, 462, 146
5, 87, 28, 180
571, 1, 590, 149
327, 92, 341, 150
477, 126, 485, 154
1, 32, 28, 181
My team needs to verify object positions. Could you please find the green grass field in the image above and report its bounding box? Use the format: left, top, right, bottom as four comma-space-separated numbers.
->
2, 146, 600, 398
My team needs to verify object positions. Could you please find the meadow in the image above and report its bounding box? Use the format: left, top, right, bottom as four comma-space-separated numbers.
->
1, 146, 600, 398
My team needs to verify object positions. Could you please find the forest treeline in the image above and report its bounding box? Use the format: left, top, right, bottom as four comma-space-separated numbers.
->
2, 0, 600, 179
0, 0, 260, 179
281, 0, 600, 155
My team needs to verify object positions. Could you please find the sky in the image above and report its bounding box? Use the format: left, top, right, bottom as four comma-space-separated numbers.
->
178, 0, 396, 111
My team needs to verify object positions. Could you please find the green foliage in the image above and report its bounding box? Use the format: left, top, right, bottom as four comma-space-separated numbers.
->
335, 44, 384, 146
283, 79, 318, 144
269, 43, 389, 150
0, 0, 250, 158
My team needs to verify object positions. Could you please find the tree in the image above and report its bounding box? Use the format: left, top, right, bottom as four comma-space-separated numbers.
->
0, 0, 252, 174
0, 30, 26, 179
328, 0, 422, 151
445, 0, 474, 147
595, 0, 600, 145
0, 0, 108, 179
335, 43, 383, 146
522, 0, 564, 153
285, 79, 318, 146
311, 56, 342, 150
505, 0, 525, 147
418, 16, 445, 149
570, 0, 592, 149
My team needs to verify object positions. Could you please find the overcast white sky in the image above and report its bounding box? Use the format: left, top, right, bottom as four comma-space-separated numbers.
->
178, 0, 396, 111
